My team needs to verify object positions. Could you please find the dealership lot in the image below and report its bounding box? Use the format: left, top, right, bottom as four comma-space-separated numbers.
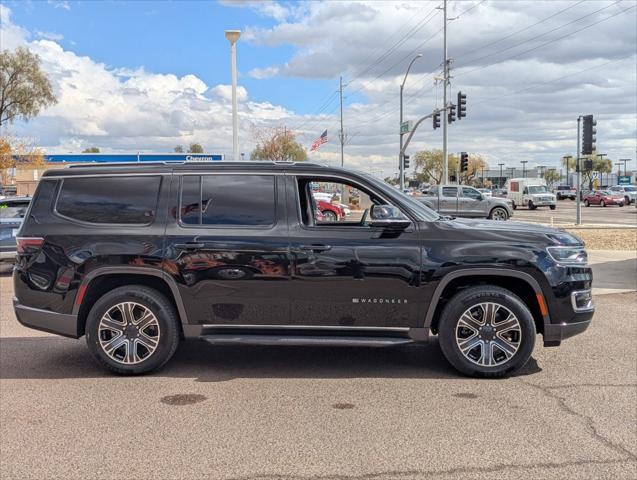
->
510, 198, 637, 226
1, 272, 635, 479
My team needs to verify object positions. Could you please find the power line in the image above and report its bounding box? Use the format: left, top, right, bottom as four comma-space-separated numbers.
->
454, 0, 586, 61
457, 0, 621, 69
455, 3, 635, 78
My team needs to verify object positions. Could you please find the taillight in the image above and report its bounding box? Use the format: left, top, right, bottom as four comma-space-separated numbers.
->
16, 237, 44, 254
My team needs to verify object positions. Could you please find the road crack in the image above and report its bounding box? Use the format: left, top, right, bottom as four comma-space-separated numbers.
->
518, 378, 637, 460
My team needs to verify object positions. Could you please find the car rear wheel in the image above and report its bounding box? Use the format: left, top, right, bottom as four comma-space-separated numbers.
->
528, 200, 537, 210
549, 205, 556, 210
489, 207, 509, 221
511, 201, 517, 210
85, 285, 180, 375
584, 200, 590, 207
321, 210, 338, 222
600, 200, 606, 207
438, 286, 536, 378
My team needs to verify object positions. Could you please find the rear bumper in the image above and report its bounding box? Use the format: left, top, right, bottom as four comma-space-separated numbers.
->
13, 298, 80, 338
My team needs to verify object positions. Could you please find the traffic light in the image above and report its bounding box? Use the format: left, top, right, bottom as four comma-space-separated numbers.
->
448, 104, 456, 123
460, 152, 468, 172
433, 111, 441, 130
583, 159, 593, 170
457, 91, 467, 119
403, 154, 410, 170
581, 115, 596, 155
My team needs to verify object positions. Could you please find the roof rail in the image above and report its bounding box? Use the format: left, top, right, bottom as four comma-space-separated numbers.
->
67, 161, 185, 168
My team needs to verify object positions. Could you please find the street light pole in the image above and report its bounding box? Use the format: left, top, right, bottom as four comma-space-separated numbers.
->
576, 115, 582, 225
399, 54, 423, 190
442, 0, 449, 184
563, 155, 572, 186
619, 158, 631, 176
521, 160, 528, 178
498, 163, 504, 188
225, 30, 241, 161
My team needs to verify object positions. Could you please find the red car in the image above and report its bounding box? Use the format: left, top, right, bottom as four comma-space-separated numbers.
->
584, 190, 625, 207
315, 200, 344, 221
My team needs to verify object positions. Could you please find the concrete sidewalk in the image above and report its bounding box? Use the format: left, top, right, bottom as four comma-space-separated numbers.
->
589, 249, 637, 295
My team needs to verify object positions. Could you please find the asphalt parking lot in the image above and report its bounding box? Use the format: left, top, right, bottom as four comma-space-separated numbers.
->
510, 198, 637, 226
1, 273, 635, 480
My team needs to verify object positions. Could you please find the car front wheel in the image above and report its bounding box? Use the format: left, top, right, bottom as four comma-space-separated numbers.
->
584, 200, 590, 207
438, 286, 536, 378
489, 207, 509, 221
321, 210, 338, 222
85, 285, 180, 375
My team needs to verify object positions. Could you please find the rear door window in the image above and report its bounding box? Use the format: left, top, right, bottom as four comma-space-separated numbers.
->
442, 187, 457, 197
56, 176, 161, 224
179, 174, 275, 226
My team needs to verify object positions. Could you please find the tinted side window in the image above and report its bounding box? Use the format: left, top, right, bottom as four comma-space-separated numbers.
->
56, 176, 161, 224
180, 175, 275, 226
442, 187, 457, 197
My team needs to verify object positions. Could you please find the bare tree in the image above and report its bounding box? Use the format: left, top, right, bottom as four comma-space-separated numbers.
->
0, 47, 57, 126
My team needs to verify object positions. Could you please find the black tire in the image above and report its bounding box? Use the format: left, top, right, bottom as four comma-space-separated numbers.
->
619, 202, 624, 208
549, 205, 556, 210
488, 207, 509, 221
601, 200, 606, 207
624, 196, 630, 205
528, 200, 537, 210
438, 285, 536, 378
584, 200, 590, 207
321, 210, 338, 222
85, 285, 180, 375
570, 197, 575, 201
511, 201, 517, 210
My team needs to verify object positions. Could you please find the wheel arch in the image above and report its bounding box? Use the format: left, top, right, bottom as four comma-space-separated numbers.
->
425, 269, 549, 335
488, 205, 509, 219
73, 267, 188, 337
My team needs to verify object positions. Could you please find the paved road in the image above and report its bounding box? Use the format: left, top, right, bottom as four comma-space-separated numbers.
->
510, 198, 637, 226
1, 274, 635, 480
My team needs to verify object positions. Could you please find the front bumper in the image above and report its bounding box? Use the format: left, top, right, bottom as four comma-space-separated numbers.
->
13, 298, 80, 338
543, 318, 592, 346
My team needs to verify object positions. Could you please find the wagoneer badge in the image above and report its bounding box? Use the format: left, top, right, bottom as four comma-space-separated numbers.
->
352, 298, 408, 304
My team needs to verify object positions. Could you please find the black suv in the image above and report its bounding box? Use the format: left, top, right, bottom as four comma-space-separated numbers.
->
13, 162, 594, 377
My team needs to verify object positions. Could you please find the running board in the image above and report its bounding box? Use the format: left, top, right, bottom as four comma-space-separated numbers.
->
200, 334, 415, 347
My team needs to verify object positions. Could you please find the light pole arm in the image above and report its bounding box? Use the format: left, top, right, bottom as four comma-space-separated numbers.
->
401, 55, 422, 89
400, 108, 444, 157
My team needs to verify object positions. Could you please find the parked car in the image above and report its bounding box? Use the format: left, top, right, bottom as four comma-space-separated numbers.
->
607, 185, 636, 205
505, 178, 556, 210
417, 185, 513, 220
13, 161, 593, 378
0, 196, 31, 272
315, 199, 343, 221
477, 188, 492, 197
583, 190, 625, 207
492, 188, 508, 198
312, 191, 351, 216
554, 185, 577, 200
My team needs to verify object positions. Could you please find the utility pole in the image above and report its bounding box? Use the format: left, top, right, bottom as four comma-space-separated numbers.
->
339, 76, 345, 167
498, 163, 504, 188
442, 0, 449, 184
620, 158, 631, 176
576, 116, 582, 225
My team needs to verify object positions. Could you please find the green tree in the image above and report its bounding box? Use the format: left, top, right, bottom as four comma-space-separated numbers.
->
383, 175, 399, 186
413, 149, 458, 185
174, 145, 184, 153
250, 127, 307, 161
543, 169, 561, 188
0, 47, 57, 126
82, 147, 100, 153
188, 143, 204, 153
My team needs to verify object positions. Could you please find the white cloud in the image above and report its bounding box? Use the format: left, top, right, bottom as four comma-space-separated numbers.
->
248, 65, 280, 79
36, 30, 64, 41
0, 5, 29, 49
47, 1, 71, 11
2, 6, 292, 156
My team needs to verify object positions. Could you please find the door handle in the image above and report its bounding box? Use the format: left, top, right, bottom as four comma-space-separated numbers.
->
299, 244, 331, 252
174, 242, 205, 249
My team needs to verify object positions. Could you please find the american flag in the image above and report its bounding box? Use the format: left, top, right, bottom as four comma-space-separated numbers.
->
310, 130, 328, 151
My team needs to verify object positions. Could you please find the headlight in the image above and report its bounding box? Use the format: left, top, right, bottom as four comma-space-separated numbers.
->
546, 246, 588, 265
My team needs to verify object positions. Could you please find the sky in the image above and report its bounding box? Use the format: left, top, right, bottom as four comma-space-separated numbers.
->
1, 0, 636, 178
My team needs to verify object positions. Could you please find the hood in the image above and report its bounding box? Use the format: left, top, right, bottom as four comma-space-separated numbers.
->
437, 217, 583, 246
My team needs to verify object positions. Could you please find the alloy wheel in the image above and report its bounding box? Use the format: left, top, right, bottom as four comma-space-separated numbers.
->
455, 302, 522, 367
491, 208, 508, 221
322, 210, 338, 222
98, 302, 161, 364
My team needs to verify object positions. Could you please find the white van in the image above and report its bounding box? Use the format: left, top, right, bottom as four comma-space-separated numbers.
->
505, 178, 556, 210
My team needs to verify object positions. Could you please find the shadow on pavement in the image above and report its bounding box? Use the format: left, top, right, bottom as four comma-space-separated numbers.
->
0, 336, 541, 382
591, 258, 637, 290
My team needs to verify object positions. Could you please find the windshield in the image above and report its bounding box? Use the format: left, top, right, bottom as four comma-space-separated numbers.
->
0, 201, 29, 219
528, 185, 548, 194
623, 186, 636, 192
360, 173, 440, 221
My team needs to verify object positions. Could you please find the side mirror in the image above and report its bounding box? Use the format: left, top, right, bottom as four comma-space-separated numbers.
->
369, 204, 410, 230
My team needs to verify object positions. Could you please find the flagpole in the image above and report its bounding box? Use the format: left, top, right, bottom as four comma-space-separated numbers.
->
340, 76, 344, 167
